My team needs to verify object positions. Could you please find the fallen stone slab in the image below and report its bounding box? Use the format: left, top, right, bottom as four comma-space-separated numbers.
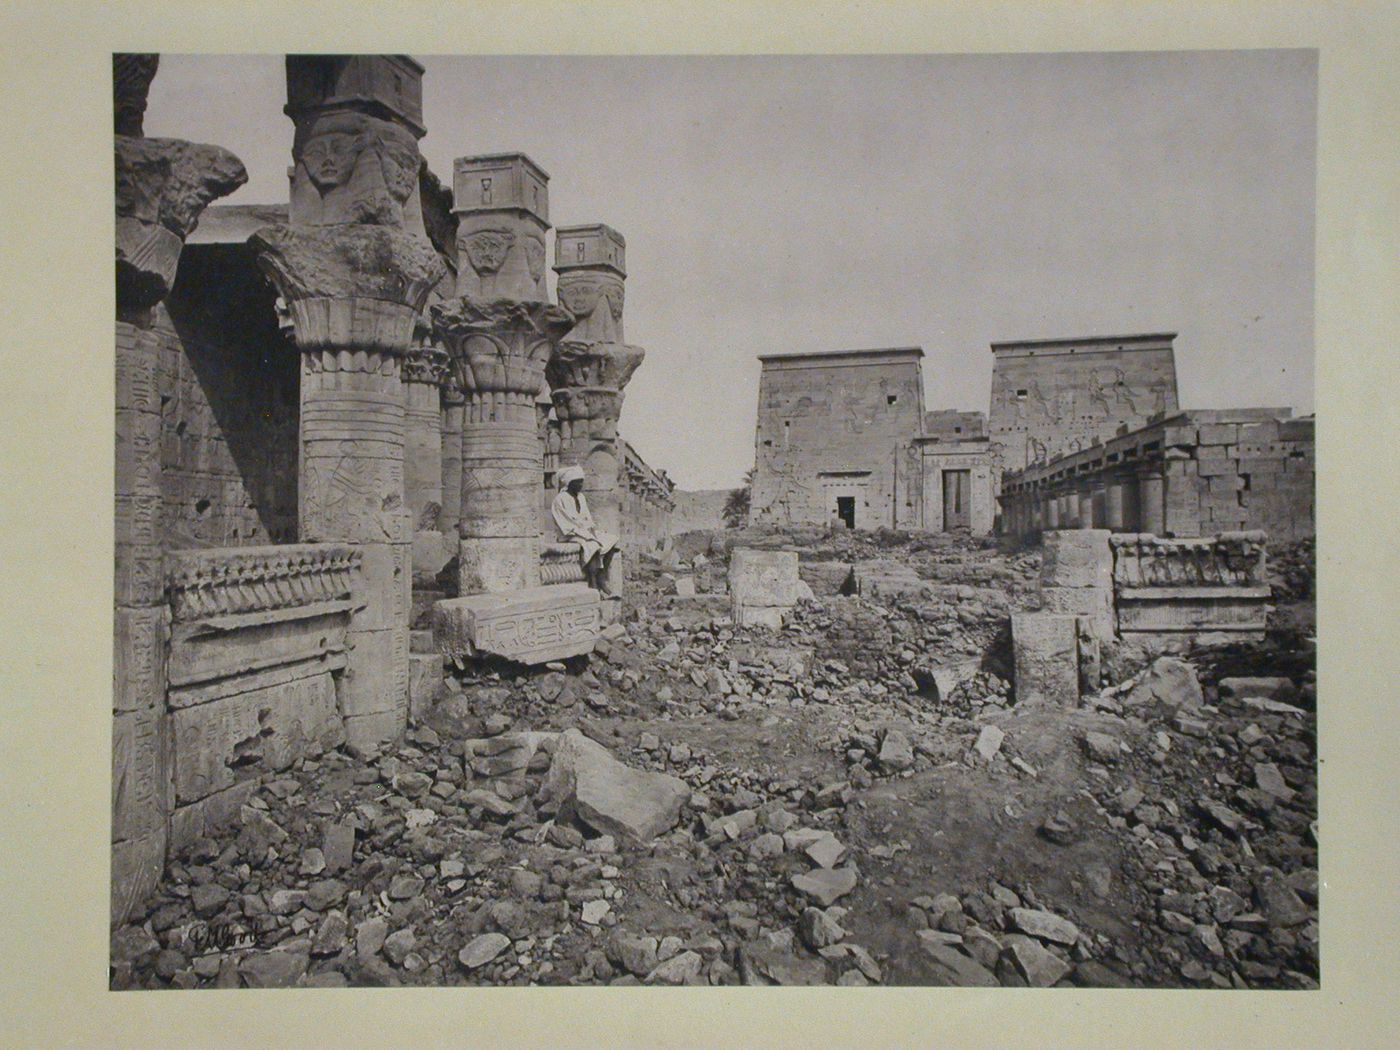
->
239, 948, 309, 989
1218, 676, 1297, 702
878, 727, 915, 772
1008, 907, 1080, 946
743, 944, 827, 986
973, 725, 1005, 762
542, 729, 690, 845
1124, 656, 1203, 713
1012, 613, 1080, 706
730, 548, 801, 628
791, 866, 858, 907
1005, 935, 1071, 987
458, 932, 511, 970
920, 942, 999, 987
434, 584, 600, 666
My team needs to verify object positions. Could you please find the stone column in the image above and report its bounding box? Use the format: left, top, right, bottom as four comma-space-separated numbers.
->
433, 152, 572, 595
112, 53, 248, 926
440, 374, 465, 534
1139, 467, 1165, 536
548, 224, 645, 594
403, 327, 450, 528
253, 56, 445, 753
1106, 475, 1127, 532
1044, 491, 1060, 530
1077, 487, 1095, 529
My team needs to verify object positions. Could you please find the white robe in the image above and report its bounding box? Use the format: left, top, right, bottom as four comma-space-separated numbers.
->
551, 488, 618, 565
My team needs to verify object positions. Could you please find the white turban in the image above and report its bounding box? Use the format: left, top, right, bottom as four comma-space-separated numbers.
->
558, 465, 585, 487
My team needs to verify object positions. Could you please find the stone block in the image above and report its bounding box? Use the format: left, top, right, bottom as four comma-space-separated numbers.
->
114, 604, 168, 713
167, 603, 353, 689
112, 703, 171, 842
543, 728, 690, 844
408, 652, 444, 722
1012, 613, 1079, 706
111, 830, 165, 927
1039, 530, 1111, 589
339, 626, 409, 718
434, 583, 600, 665
169, 779, 258, 853
1197, 423, 1240, 446
730, 548, 801, 628
343, 709, 405, 757
412, 530, 455, 585
351, 541, 412, 632
1040, 585, 1113, 643
170, 670, 342, 804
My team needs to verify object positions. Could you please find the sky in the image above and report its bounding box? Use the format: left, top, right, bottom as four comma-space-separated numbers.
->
146, 50, 1317, 490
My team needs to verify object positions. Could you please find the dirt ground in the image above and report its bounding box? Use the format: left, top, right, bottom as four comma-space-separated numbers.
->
109, 528, 1318, 990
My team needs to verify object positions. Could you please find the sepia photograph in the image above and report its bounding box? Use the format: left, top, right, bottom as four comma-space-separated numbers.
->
106, 48, 1323, 994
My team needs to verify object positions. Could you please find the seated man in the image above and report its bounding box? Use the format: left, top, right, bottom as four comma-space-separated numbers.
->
551, 465, 619, 595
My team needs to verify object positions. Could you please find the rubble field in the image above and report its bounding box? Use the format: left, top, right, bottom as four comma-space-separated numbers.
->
110, 528, 1318, 990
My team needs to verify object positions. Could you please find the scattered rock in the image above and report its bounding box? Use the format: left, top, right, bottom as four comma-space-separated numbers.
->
458, 933, 511, 970
791, 867, 858, 906
544, 729, 691, 844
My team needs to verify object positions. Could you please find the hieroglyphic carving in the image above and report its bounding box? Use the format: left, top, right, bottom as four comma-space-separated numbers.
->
434, 584, 601, 664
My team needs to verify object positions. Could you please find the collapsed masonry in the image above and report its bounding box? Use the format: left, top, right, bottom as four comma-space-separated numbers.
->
111, 54, 677, 925
1012, 529, 1272, 706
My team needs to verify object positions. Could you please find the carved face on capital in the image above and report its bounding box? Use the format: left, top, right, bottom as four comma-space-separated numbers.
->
461, 229, 515, 275
376, 132, 420, 205
524, 236, 546, 282
298, 120, 367, 192
557, 274, 604, 318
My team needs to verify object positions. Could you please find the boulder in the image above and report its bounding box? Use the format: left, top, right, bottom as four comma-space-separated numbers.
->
542, 729, 691, 844
920, 943, 998, 987
1123, 657, 1203, 713
1007, 907, 1080, 946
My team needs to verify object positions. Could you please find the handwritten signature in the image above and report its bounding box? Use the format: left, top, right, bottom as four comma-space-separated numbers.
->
182, 921, 259, 954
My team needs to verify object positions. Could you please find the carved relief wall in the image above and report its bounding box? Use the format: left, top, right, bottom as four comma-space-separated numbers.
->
988, 335, 1180, 489
157, 244, 299, 547
751, 349, 925, 529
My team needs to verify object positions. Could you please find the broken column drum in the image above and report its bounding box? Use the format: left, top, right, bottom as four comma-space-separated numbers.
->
432, 153, 573, 595
548, 223, 645, 589
112, 52, 248, 924
252, 56, 445, 752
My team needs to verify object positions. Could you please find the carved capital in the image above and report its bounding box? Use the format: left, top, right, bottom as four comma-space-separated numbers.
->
250, 224, 445, 350
403, 343, 451, 386
546, 340, 644, 396
114, 54, 159, 136
556, 271, 625, 344
431, 296, 573, 402
115, 136, 247, 313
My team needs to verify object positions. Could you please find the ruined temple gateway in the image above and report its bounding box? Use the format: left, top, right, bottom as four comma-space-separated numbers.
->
110, 54, 676, 924
750, 347, 995, 535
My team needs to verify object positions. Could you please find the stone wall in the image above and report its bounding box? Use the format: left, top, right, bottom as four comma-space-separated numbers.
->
157, 245, 299, 547
752, 348, 926, 529
672, 489, 731, 533
923, 409, 986, 440
164, 544, 356, 850
989, 333, 1180, 484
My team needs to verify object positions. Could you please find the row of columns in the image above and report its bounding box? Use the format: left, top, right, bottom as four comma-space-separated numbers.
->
1002, 465, 1166, 537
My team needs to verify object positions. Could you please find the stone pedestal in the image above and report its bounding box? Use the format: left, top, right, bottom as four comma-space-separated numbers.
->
434, 583, 601, 665
730, 549, 802, 628
111, 64, 247, 926
1040, 528, 1114, 642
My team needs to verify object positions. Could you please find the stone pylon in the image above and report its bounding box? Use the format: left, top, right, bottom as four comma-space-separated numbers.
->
432, 153, 573, 595
251, 56, 445, 755
113, 52, 247, 926
548, 224, 645, 593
